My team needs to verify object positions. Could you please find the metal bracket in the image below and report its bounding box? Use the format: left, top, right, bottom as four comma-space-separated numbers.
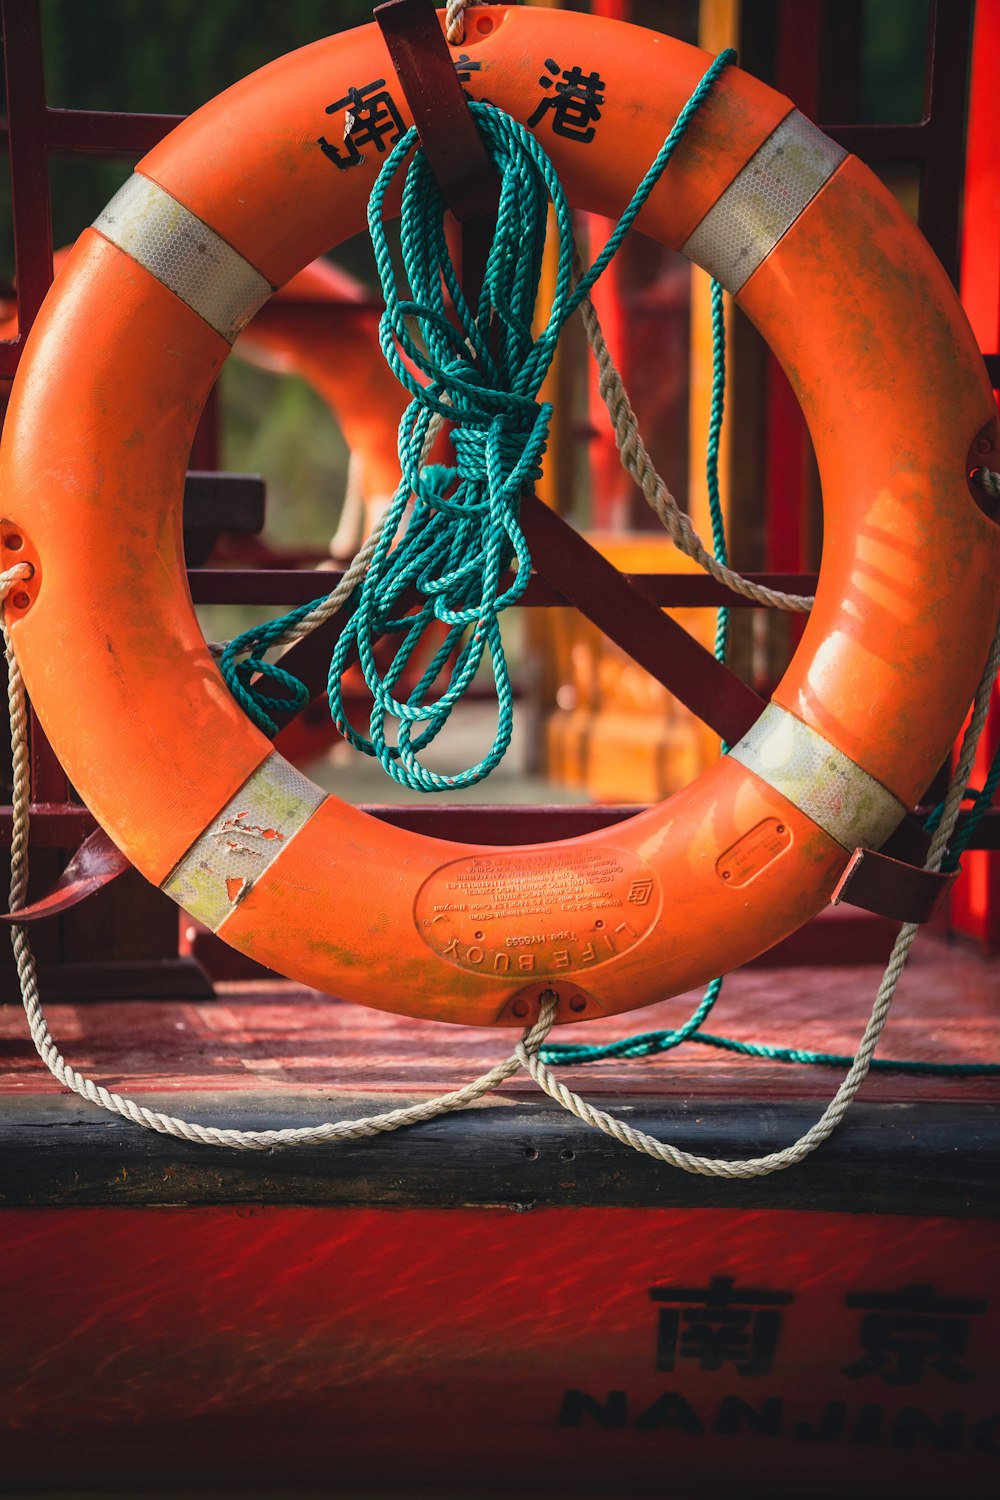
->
0, 826, 130, 925
374, 0, 499, 304
832, 846, 957, 925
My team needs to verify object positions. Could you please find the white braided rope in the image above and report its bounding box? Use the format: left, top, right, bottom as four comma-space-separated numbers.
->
445, 0, 470, 45
3, 549, 998, 1165
576, 266, 813, 612
515, 613, 1000, 1176
580, 281, 1000, 609
327, 447, 368, 561
1, 563, 555, 1150
972, 465, 1000, 501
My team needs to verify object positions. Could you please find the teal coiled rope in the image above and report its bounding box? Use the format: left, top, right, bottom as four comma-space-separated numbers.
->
324, 102, 571, 790
220, 50, 737, 785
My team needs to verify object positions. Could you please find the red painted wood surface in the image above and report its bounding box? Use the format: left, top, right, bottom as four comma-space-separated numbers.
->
2, 1205, 998, 1495
1, 934, 997, 1106
2, 940, 997, 1493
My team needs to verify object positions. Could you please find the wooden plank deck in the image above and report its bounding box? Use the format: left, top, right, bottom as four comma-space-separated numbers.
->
2, 932, 998, 1215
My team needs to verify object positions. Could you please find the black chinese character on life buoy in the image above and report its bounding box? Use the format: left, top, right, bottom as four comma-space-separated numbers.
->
528, 58, 606, 143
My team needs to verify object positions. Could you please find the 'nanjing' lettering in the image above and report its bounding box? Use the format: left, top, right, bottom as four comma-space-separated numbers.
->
557, 1391, 1000, 1453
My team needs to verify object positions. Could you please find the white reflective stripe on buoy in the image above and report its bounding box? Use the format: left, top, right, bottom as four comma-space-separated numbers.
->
683, 111, 847, 295
161, 754, 325, 930
729, 703, 907, 852
93, 173, 273, 342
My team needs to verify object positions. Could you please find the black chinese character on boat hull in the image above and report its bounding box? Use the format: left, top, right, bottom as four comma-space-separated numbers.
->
843, 1283, 987, 1386
650, 1274, 793, 1377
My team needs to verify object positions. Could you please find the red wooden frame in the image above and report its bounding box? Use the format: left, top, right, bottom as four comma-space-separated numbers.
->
954, 0, 1000, 950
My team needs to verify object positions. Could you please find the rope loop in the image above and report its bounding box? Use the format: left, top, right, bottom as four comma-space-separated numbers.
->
219, 601, 317, 737
445, 0, 469, 47
972, 465, 1000, 501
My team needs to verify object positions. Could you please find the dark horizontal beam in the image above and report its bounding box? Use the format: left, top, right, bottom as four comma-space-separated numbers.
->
187, 567, 818, 608
825, 121, 931, 160
5, 1093, 998, 1216
183, 472, 265, 536
2, 803, 995, 853
0, 108, 183, 158
0, 805, 96, 846
45, 107, 183, 155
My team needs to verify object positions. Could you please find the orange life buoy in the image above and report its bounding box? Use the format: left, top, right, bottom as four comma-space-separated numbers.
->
1, 7, 997, 1028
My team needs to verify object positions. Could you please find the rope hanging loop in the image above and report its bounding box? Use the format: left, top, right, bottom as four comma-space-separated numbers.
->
445, 0, 469, 45
326, 102, 577, 790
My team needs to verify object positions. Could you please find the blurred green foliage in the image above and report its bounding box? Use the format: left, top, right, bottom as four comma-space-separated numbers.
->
40, 0, 377, 114
1, 3, 387, 278
861, 0, 930, 124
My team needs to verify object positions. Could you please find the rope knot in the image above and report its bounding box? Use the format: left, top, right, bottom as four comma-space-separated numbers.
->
0, 562, 34, 604
449, 406, 550, 496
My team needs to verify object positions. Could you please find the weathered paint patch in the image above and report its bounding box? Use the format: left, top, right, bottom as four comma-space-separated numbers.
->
161, 755, 324, 931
